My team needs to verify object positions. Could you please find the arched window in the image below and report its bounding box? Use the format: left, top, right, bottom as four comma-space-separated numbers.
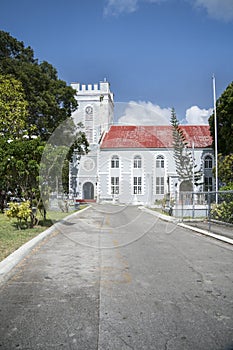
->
156, 155, 164, 168
204, 155, 213, 169
111, 155, 119, 168
134, 155, 142, 168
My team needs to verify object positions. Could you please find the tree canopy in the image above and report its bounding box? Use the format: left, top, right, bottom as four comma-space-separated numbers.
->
0, 31, 89, 215
217, 153, 233, 189
0, 30, 78, 141
0, 74, 29, 139
0, 137, 45, 197
209, 81, 233, 156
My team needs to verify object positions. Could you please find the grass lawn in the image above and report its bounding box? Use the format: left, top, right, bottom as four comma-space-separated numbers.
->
0, 208, 84, 262
150, 207, 170, 216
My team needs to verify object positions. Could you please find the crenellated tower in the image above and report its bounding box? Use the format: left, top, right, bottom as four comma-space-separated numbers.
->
69, 80, 114, 201
71, 80, 114, 144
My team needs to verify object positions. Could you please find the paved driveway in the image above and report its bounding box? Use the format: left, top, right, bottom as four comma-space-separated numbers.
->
0, 204, 233, 349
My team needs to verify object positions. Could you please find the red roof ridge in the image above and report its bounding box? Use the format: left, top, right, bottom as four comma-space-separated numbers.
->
100, 125, 212, 149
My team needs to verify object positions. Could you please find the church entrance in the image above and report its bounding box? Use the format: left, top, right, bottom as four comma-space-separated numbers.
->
179, 180, 193, 204
83, 182, 94, 200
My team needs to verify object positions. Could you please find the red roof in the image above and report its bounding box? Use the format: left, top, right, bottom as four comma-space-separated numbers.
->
100, 125, 212, 149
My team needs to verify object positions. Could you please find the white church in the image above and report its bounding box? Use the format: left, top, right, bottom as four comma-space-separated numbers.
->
69, 80, 214, 205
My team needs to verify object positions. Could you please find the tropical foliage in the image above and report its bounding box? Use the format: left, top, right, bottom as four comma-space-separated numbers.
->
209, 81, 233, 156
211, 154, 233, 223
211, 200, 233, 224
217, 153, 233, 189
6, 201, 32, 229
0, 30, 78, 140
0, 74, 30, 138
0, 31, 88, 221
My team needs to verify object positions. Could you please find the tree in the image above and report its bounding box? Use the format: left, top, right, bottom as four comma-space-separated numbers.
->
0, 74, 29, 139
0, 31, 89, 216
209, 81, 233, 156
0, 137, 45, 198
170, 108, 201, 187
217, 153, 233, 188
39, 121, 89, 205
0, 31, 78, 141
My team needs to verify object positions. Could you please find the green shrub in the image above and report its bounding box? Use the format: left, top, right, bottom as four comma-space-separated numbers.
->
6, 201, 32, 229
211, 201, 233, 224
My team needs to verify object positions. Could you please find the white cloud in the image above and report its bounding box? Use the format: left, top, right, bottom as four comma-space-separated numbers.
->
104, 0, 138, 16
104, 0, 233, 21
104, 0, 163, 16
116, 101, 171, 125
115, 102, 212, 126
185, 105, 212, 125
194, 0, 233, 21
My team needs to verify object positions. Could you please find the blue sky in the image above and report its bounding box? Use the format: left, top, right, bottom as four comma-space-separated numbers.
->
1, 0, 233, 124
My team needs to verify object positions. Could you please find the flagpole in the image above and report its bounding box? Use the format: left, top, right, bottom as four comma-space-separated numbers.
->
192, 141, 195, 218
212, 74, 218, 203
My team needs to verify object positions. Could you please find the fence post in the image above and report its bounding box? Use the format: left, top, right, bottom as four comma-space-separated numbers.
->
208, 190, 211, 231
192, 191, 195, 219
181, 192, 183, 221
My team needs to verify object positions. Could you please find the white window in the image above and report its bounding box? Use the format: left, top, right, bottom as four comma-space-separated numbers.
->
111, 155, 119, 168
204, 177, 213, 191
111, 177, 119, 194
133, 177, 142, 194
204, 155, 213, 169
156, 177, 164, 194
156, 155, 164, 168
134, 155, 142, 168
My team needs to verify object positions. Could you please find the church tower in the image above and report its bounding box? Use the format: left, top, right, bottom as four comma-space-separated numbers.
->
71, 80, 114, 144
69, 80, 114, 201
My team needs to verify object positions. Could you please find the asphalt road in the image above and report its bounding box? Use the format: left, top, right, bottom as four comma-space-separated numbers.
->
0, 204, 233, 350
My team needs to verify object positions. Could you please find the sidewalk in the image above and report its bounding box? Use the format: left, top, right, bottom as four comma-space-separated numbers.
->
141, 207, 233, 245
184, 220, 233, 240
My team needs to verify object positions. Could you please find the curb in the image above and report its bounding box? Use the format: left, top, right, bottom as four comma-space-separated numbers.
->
139, 206, 181, 223
0, 206, 91, 285
178, 223, 233, 246
141, 207, 233, 246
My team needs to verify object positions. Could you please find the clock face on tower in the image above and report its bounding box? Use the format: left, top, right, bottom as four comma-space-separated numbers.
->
85, 106, 93, 114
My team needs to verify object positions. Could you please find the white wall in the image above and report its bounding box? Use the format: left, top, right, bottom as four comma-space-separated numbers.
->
98, 147, 214, 205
